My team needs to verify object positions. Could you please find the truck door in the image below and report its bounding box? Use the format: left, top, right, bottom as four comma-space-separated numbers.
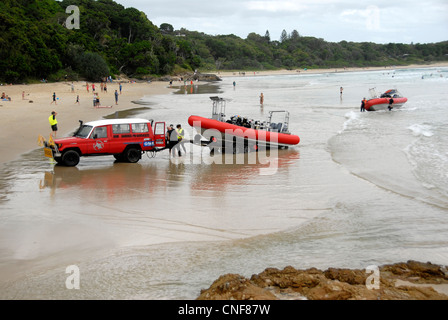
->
88, 126, 110, 154
153, 122, 166, 148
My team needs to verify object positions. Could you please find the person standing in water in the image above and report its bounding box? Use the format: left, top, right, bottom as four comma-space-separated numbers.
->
388, 97, 394, 111
166, 124, 178, 157
175, 124, 186, 156
360, 98, 367, 112
260, 93, 264, 105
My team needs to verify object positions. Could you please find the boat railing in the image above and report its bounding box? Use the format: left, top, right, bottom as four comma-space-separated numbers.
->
267, 110, 290, 134
210, 96, 291, 134
210, 96, 228, 122
369, 87, 380, 99
369, 88, 403, 99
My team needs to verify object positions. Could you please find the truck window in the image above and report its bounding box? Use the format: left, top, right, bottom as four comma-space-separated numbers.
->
112, 124, 130, 134
75, 125, 93, 138
154, 123, 165, 135
91, 126, 108, 139
132, 123, 149, 133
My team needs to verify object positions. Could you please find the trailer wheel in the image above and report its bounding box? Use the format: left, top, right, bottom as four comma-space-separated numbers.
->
124, 146, 141, 163
62, 150, 80, 167
194, 134, 202, 145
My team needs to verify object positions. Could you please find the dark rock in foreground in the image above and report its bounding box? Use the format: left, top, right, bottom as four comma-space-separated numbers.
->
197, 260, 448, 300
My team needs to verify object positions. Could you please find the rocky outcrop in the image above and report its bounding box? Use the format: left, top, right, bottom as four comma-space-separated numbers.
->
193, 73, 222, 82
197, 261, 448, 300
157, 72, 221, 82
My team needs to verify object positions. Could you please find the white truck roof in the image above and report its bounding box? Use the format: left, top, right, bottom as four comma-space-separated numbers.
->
84, 118, 152, 127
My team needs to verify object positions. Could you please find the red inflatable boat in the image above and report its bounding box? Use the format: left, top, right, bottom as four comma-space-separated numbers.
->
364, 89, 408, 111
188, 97, 300, 150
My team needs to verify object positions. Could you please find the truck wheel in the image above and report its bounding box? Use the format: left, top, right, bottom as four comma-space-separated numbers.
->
124, 147, 141, 163
54, 156, 63, 164
62, 150, 80, 167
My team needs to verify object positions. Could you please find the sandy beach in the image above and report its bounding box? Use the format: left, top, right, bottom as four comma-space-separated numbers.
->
1, 62, 447, 167
0, 80, 175, 166
214, 62, 448, 77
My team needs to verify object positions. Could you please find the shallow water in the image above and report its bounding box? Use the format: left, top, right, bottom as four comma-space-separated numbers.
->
1, 67, 447, 299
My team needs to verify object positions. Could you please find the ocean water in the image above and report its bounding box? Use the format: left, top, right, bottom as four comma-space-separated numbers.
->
0, 67, 447, 299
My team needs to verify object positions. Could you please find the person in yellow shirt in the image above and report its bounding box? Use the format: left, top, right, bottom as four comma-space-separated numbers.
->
49, 111, 58, 137
176, 124, 186, 156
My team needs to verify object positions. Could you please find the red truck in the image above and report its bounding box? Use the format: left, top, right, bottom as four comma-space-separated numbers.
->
43, 118, 167, 166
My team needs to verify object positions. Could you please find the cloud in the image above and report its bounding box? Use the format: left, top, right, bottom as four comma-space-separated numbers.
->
113, 0, 448, 43
245, 1, 307, 13
340, 5, 381, 31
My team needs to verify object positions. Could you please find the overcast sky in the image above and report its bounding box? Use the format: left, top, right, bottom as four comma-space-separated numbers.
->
113, 0, 447, 44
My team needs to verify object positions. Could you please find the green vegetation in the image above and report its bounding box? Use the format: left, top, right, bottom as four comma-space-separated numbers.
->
1, 0, 447, 83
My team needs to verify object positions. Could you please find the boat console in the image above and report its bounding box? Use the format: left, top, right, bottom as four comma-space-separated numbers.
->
209, 96, 291, 134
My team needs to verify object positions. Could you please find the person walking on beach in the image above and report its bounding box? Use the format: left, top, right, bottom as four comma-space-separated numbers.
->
86, 82, 89, 93
175, 124, 186, 156
360, 98, 366, 112
75, 95, 80, 105
166, 124, 178, 157
51, 92, 57, 105
260, 93, 264, 105
119, 83, 122, 94
49, 111, 58, 137
340, 87, 343, 98
114, 90, 119, 105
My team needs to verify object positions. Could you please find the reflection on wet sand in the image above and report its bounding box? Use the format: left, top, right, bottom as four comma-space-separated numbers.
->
39, 162, 163, 199
38, 149, 300, 196
189, 149, 300, 191
103, 107, 152, 119
172, 83, 223, 95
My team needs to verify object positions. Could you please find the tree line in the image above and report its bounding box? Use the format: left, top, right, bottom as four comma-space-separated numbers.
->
1, 0, 447, 83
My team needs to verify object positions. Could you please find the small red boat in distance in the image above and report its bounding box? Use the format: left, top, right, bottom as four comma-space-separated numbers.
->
364, 88, 408, 111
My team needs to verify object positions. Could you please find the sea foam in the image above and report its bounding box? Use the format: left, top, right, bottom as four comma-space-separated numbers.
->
408, 124, 434, 137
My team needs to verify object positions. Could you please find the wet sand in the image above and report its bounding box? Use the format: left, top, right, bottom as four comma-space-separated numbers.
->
1, 65, 447, 299
0, 80, 175, 166
1, 62, 447, 168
